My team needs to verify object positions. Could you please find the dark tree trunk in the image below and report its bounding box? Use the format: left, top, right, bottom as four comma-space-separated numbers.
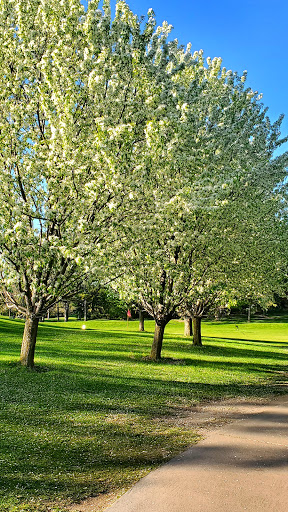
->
184, 317, 193, 337
193, 316, 202, 346
139, 310, 145, 331
150, 322, 166, 360
83, 299, 87, 322
57, 304, 60, 321
20, 316, 39, 368
64, 302, 69, 322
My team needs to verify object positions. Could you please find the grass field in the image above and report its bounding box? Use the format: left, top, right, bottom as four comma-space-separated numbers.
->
0, 315, 287, 512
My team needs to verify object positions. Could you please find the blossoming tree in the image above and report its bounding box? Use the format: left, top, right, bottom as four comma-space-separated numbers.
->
0, 0, 287, 367
0, 0, 176, 367
114, 38, 288, 360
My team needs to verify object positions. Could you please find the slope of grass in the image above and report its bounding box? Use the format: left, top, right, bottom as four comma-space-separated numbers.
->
0, 316, 287, 511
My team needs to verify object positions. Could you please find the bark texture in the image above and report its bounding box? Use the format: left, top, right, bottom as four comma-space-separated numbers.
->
150, 322, 166, 360
64, 302, 69, 322
139, 310, 145, 331
193, 316, 202, 346
20, 316, 40, 368
184, 317, 193, 337
247, 305, 251, 323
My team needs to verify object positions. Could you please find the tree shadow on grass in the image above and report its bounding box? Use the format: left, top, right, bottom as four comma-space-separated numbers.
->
1, 376, 287, 507
1, 332, 287, 380
0, 415, 190, 504
1, 318, 287, 508
2, 362, 287, 419
0, 376, 285, 482
1, 352, 287, 509
205, 336, 288, 346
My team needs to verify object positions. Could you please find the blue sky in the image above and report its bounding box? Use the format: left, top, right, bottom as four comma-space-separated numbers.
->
82, 0, 288, 155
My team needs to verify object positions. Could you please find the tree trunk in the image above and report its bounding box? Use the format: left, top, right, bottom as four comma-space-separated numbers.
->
64, 302, 69, 322
150, 322, 166, 360
184, 317, 193, 336
193, 316, 202, 346
57, 304, 60, 321
247, 305, 251, 323
139, 310, 145, 331
20, 316, 39, 368
83, 299, 87, 322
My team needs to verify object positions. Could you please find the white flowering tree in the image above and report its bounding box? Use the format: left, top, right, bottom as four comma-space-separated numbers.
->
0, 0, 178, 367
182, 219, 285, 346
1, 0, 287, 367
114, 42, 288, 360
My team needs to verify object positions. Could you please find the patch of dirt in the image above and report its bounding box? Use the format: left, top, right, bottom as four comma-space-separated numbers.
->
68, 393, 287, 512
68, 492, 123, 512
160, 396, 275, 434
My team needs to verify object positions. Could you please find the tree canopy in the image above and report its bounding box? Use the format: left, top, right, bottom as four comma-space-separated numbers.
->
0, 0, 179, 365
0, 0, 287, 365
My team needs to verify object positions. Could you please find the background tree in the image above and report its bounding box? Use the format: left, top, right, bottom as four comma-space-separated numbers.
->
114, 41, 288, 359
181, 188, 287, 346
71, 281, 127, 320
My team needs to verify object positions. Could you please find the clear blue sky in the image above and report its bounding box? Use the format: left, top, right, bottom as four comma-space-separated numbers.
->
82, 0, 288, 155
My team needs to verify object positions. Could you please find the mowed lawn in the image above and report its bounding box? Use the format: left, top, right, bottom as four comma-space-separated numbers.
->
0, 316, 287, 512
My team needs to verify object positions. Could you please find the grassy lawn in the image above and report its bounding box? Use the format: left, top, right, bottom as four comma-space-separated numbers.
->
0, 315, 287, 512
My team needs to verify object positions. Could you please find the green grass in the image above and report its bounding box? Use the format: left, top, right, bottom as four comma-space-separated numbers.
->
0, 316, 287, 512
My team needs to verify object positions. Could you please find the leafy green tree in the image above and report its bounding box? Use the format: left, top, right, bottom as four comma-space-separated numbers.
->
71, 281, 127, 320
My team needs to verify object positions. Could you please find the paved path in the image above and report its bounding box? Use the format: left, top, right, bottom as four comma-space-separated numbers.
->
105, 395, 288, 512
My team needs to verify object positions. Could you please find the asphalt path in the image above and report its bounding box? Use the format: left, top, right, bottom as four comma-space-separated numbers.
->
104, 395, 288, 512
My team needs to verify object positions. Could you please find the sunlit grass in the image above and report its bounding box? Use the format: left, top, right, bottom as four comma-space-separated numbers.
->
0, 315, 287, 511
